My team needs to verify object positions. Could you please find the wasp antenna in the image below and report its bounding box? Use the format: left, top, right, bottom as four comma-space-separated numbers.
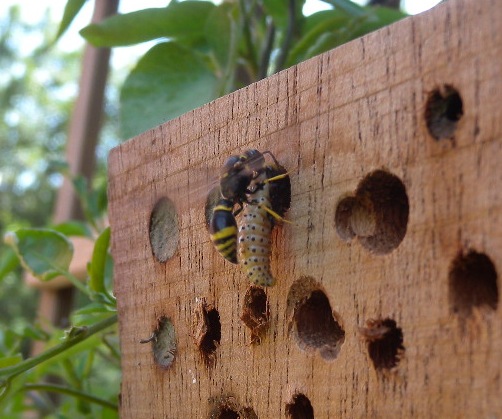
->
262, 150, 280, 166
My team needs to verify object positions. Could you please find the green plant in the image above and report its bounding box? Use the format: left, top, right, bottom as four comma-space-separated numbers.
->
77, 0, 406, 139
0, 175, 118, 417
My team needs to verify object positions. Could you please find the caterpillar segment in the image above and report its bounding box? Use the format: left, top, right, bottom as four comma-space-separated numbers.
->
237, 168, 290, 287
208, 198, 238, 264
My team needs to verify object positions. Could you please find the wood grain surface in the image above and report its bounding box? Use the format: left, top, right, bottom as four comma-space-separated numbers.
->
108, 0, 502, 417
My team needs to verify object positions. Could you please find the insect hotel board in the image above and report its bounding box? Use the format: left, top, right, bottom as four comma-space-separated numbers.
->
108, 0, 502, 417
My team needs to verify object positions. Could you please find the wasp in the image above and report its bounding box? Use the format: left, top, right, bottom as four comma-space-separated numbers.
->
208, 150, 290, 271
208, 149, 265, 265
237, 164, 291, 287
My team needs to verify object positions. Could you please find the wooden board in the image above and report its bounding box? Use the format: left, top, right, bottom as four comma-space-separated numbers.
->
108, 0, 502, 417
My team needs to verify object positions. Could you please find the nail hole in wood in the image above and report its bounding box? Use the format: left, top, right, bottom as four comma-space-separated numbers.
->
335, 170, 409, 254
448, 250, 499, 317
194, 300, 221, 368
285, 393, 314, 419
360, 318, 404, 370
149, 197, 179, 263
140, 316, 176, 369
425, 84, 463, 140
240, 286, 270, 345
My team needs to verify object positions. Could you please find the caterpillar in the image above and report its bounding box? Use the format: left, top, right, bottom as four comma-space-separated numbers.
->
237, 166, 290, 287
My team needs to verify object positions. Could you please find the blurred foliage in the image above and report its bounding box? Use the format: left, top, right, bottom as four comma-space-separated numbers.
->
0, 5, 76, 352
0, 4, 118, 418
80, 0, 406, 139
0, 7, 75, 230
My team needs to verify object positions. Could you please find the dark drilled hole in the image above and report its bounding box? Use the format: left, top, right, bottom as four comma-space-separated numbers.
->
195, 302, 221, 367
360, 318, 404, 370
149, 197, 179, 263
209, 397, 258, 419
425, 84, 463, 140
218, 409, 239, 419
285, 393, 314, 419
267, 163, 292, 218
335, 170, 409, 255
294, 290, 345, 361
140, 316, 177, 369
241, 286, 270, 344
448, 250, 499, 317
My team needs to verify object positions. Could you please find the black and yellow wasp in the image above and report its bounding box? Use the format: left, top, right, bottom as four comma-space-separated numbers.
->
207, 150, 265, 264
207, 149, 291, 286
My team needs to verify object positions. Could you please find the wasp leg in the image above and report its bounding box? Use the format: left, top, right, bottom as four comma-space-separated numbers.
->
233, 203, 243, 217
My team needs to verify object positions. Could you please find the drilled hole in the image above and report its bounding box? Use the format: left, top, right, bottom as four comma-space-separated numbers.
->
241, 286, 270, 344
218, 409, 239, 419
448, 250, 499, 317
425, 84, 463, 140
360, 318, 404, 370
194, 301, 221, 367
285, 393, 314, 419
288, 278, 345, 361
267, 163, 292, 217
335, 170, 409, 254
149, 197, 179, 263
140, 316, 176, 369
209, 396, 258, 419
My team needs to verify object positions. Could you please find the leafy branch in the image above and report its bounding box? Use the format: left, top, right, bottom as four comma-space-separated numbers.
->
0, 314, 117, 385
75, 0, 406, 139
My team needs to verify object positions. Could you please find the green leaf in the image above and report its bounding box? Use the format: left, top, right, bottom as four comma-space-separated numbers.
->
205, 3, 235, 72
288, 10, 350, 65
20, 325, 50, 342
53, 0, 87, 43
4, 228, 73, 281
0, 354, 23, 369
80, 1, 215, 47
263, 0, 307, 29
71, 304, 115, 327
288, 6, 406, 66
88, 227, 110, 295
120, 42, 218, 139
0, 247, 20, 281
320, 0, 366, 17
0, 329, 21, 355
350, 6, 407, 38
51, 221, 92, 238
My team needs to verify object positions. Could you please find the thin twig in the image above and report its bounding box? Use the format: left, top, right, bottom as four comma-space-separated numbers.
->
274, 0, 296, 73
258, 18, 276, 79
239, 0, 259, 77
23, 383, 118, 411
